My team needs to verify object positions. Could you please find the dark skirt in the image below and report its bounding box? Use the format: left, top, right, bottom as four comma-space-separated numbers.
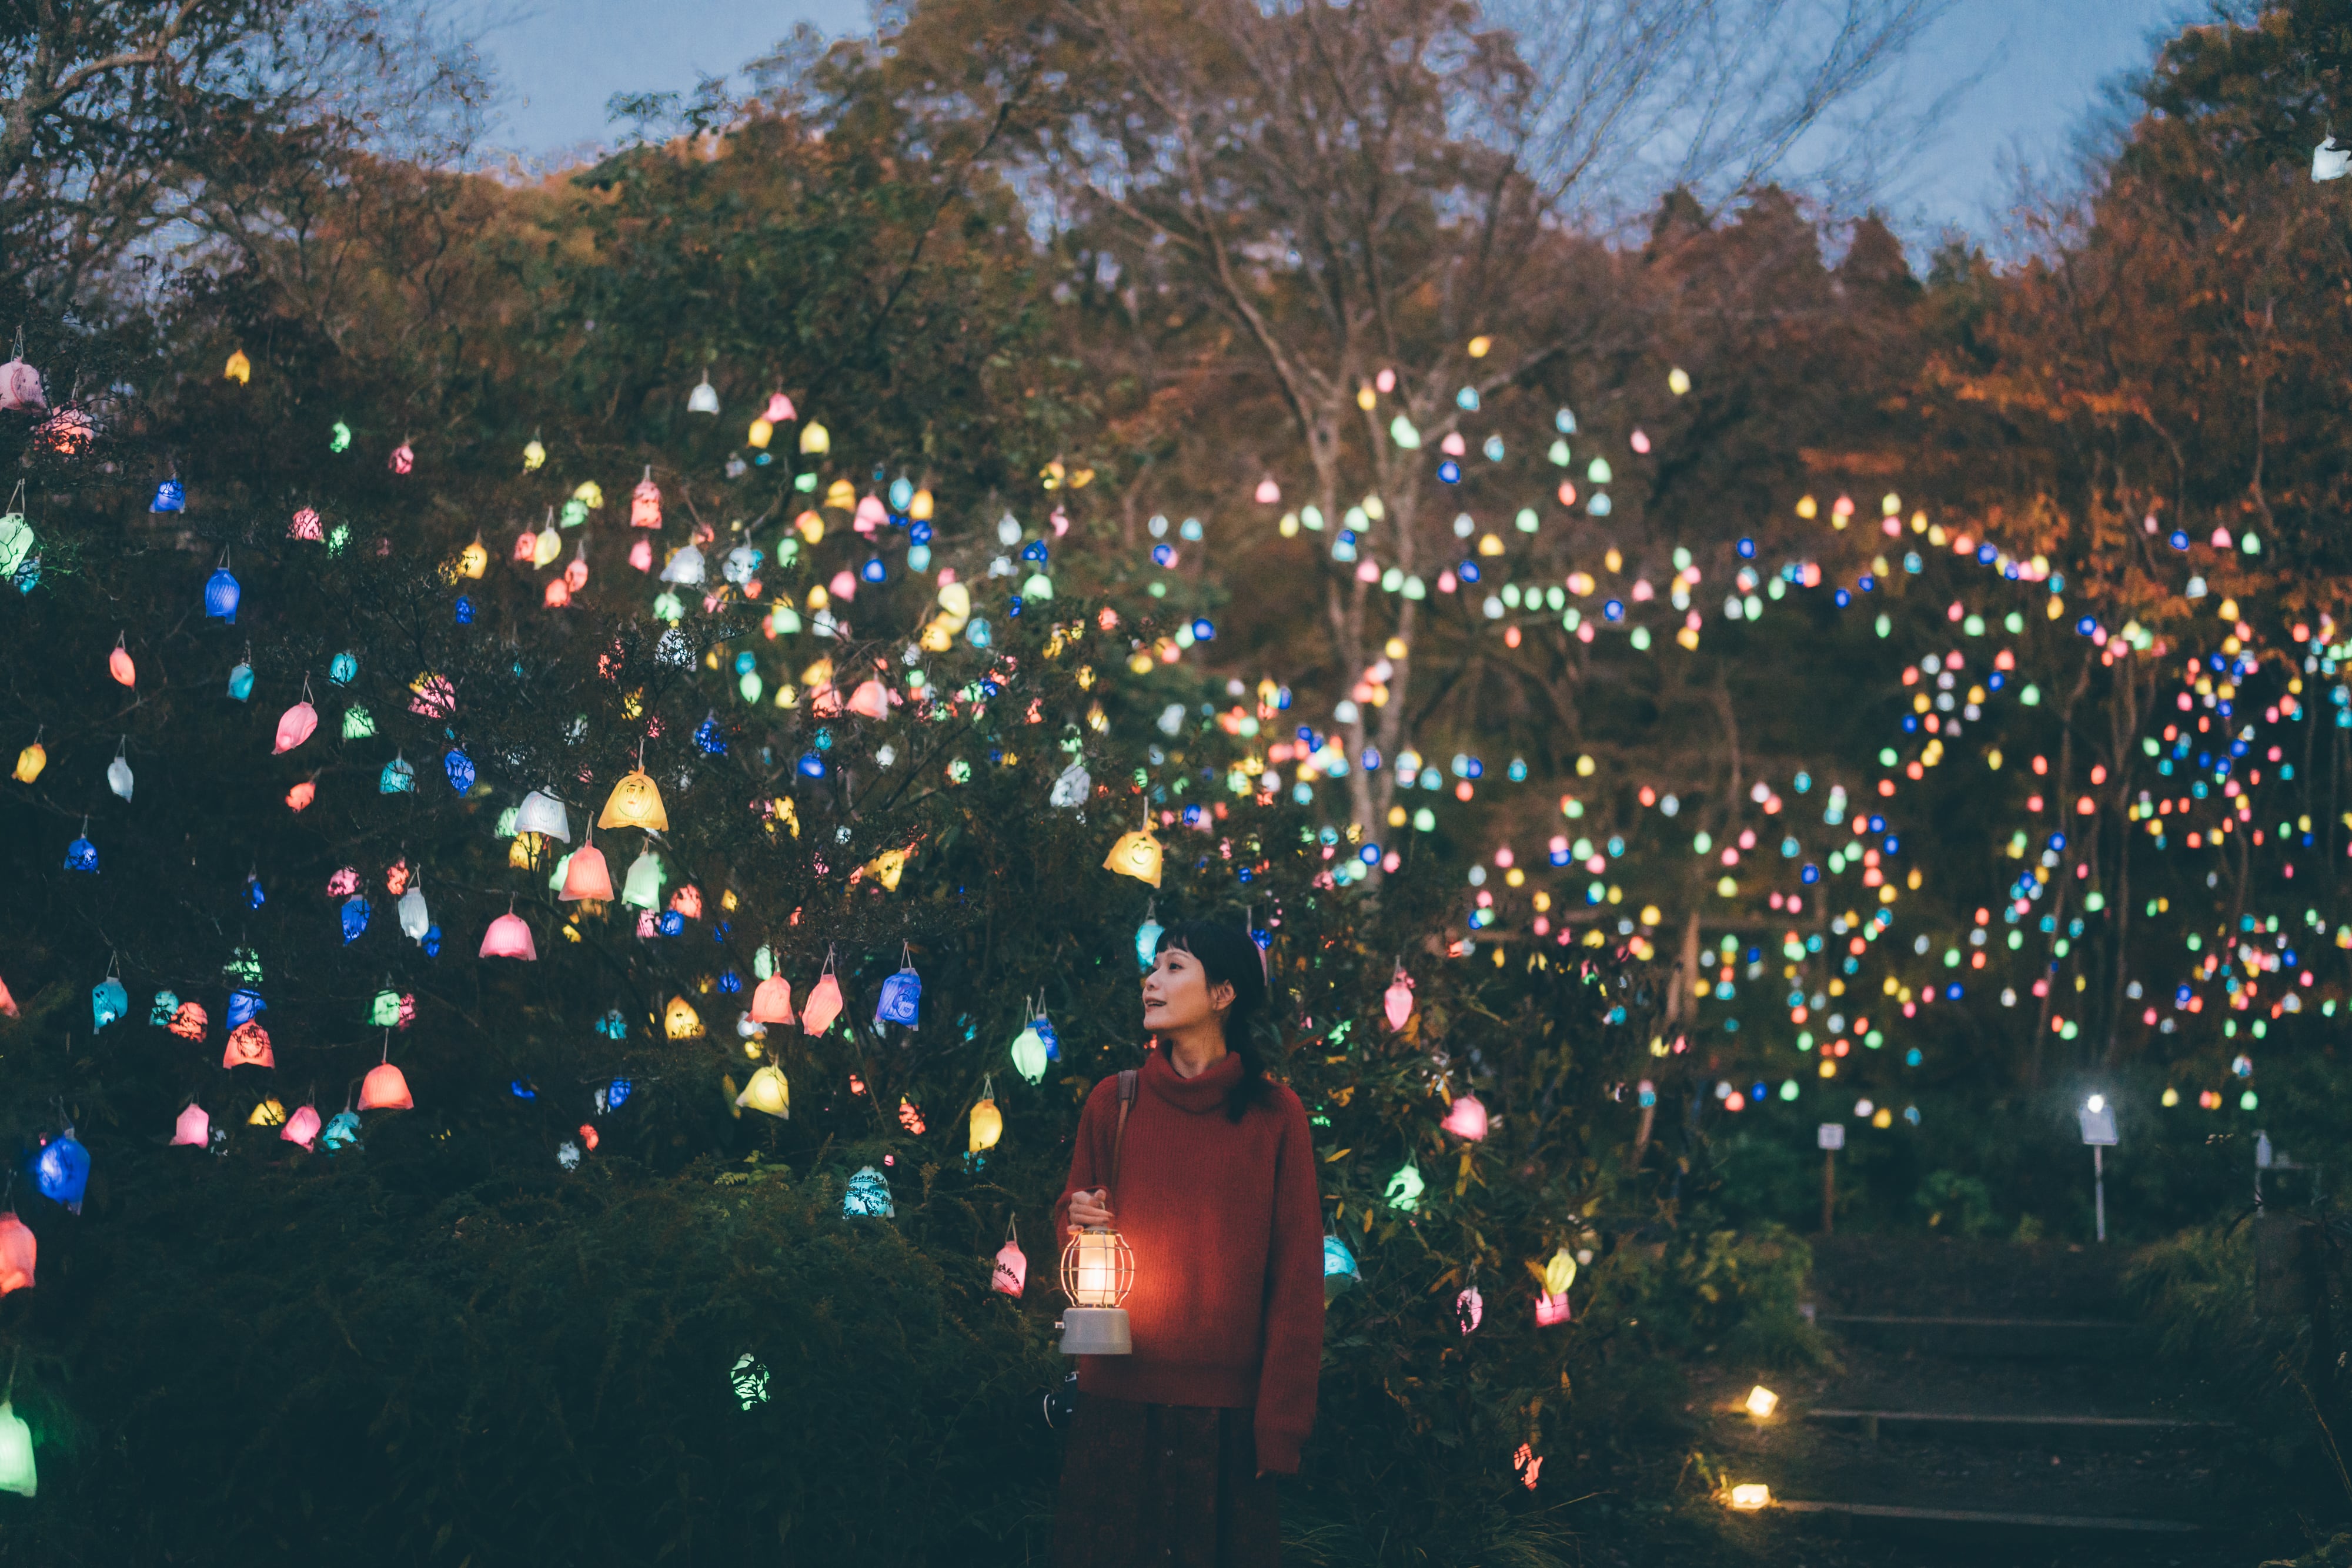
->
1052, 1396, 1281, 1568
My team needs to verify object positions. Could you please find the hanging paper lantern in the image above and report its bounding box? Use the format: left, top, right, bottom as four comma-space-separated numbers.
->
748, 972, 794, 1024
33, 1133, 89, 1208
800, 420, 830, 455
0, 354, 45, 411
1456, 1286, 1484, 1334
408, 673, 455, 717
480, 912, 537, 960
0, 1215, 32, 1295
273, 695, 318, 753
0, 1395, 33, 1497
687, 374, 720, 414
573, 479, 603, 509
1322, 1234, 1361, 1302
736, 1064, 790, 1118
764, 391, 796, 423
1010, 1021, 1048, 1084
322, 1110, 363, 1151
1051, 761, 1091, 807
148, 989, 179, 1027
379, 755, 415, 793
223, 1021, 274, 1069
282, 1104, 322, 1149
223, 348, 252, 383
1104, 825, 1164, 887
457, 536, 487, 578
341, 705, 374, 740
1535, 1290, 1572, 1327
631, 469, 662, 528
874, 962, 921, 1028
522, 436, 545, 471
13, 738, 45, 783
622, 848, 664, 909
106, 745, 132, 800
1384, 967, 1415, 1029
398, 884, 429, 941
1384, 1160, 1424, 1211
847, 679, 890, 720
91, 975, 127, 1030
1034, 1011, 1062, 1062
1543, 1249, 1577, 1296
969, 1094, 1003, 1154
598, 769, 669, 831
993, 1232, 1027, 1296
151, 477, 185, 513
339, 895, 369, 944
108, 637, 136, 686
1441, 1094, 1488, 1141
0, 511, 31, 581
368, 988, 404, 1027
248, 1098, 287, 1128
389, 440, 415, 474
226, 988, 265, 1029
283, 780, 315, 812
444, 748, 476, 794
226, 658, 255, 700
62, 828, 96, 872
842, 1165, 894, 1217
896, 1097, 927, 1134
747, 416, 774, 449
659, 543, 706, 585
532, 523, 561, 566
664, 996, 703, 1039
203, 564, 240, 622
560, 842, 613, 901
359, 1061, 412, 1111
169, 1000, 207, 1039
800, 969, 844, 1035
288, 506, 323, 541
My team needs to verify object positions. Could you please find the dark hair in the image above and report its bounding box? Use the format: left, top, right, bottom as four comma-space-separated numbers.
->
1154, 917, 1274, 1122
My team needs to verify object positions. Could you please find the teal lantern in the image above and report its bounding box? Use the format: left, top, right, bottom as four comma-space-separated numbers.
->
379, 754, 415, 793
1135, 903, 1164, 972
91, 975, 127, 1030
329, 651, 357, 685
226, 660, 254, 701
729, 1353, 771, 1410
321, 1109, 362, 1153
843, 1165, 895, 1218
148, 989, 181, 1027
1322, 1233, 1361, 1302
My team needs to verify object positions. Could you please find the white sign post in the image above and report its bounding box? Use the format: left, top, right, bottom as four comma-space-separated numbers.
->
1817, 1122, 1845, 1235
2078, 1098, 2117, 1243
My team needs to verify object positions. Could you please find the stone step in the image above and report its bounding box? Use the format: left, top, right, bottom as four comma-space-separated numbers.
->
1804, 1408, 2231, 1449
1820, 1313, 2138, 1358
1772, 1498, 2203, 1537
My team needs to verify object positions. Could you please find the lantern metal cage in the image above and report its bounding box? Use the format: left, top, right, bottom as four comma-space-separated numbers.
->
1057, 1226, 1135, 1356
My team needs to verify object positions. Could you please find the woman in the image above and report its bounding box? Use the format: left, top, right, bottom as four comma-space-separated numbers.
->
1052, 917, 1324, 1568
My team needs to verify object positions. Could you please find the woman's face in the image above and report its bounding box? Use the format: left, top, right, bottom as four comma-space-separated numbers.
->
1142, 944, 1234, 1035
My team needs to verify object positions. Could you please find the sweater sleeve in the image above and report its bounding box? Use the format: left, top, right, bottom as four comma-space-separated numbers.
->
1252, 1088, 1325, 1474
1053, 1076, 1116, 1233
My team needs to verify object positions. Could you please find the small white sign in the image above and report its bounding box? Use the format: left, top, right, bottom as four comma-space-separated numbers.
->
1816, 1123, 1846, 1151
2078, 1105, 2117, 1146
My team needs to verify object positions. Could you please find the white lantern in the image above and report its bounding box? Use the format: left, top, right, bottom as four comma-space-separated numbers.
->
516, 788, 571, 842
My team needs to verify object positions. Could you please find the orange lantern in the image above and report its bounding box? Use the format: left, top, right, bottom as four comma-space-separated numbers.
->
285, 780, 316, 813
560, 838, 613, 901
223, 1021, 273, 1069
598, 768, 669, 832
359, 1056, 412, 1112
631, 467, 662, 528
0, 1215, 34, 1296
544, 577, 572, 609
847, 680, 890, 720
169, 999, 208, 1040
800, 952, 844, 1035
108, 634, 135, 687
670, 884, 702, 920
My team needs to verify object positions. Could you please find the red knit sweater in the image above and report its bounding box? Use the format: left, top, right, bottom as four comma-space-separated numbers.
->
1055, 1046, 1325, 1473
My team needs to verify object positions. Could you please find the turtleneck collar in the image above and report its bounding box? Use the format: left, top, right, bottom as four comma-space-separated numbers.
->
1142, 1042, 1241, 1114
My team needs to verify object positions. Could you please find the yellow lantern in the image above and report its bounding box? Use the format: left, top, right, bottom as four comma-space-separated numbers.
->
459, 536, 487, 579
1058, 1226, 1135, 1355
1743, 1385, 1779, 1418
573, 480, 603, 510
823, 477, 856, 511
968, 1089, 1003, 1154
793, 510, 824, 544
747, 416, 774, 449
1542, 1248, 1576, 1296
223, 349, 252, 384
1104, 824, 1164, 888
663, 995, 703, 1039
247, 1098, 286, 1127
13, 739, 45, 784
910, 487, 934, 520
598, 768, 669, 831
864, 845, 908, 891
736, 1063, 790, 1118
799, 420, 830, 455
1728, 1483, 1770, 1510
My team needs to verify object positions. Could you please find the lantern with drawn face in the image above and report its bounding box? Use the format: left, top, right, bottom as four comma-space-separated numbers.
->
1103, 826, 1164, 888
599, 769, 669, 832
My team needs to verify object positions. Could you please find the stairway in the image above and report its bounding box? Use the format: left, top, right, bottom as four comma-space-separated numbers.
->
1703, 1236, 2264, 1566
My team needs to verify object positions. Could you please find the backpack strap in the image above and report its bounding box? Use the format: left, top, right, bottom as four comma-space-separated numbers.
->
1109, 1068, 1140, 1203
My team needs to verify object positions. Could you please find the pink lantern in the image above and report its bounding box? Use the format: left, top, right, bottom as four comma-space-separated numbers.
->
800, 969, 844, 1035
480, 911, 537, 960
1441, 1094, 1488, 1141
281, 1104, 322, 1150
1535, 1290, 1572, 1328
409, 674, 455, 717
1630, 428, 1651, 454
854, 494, 887, 533
273, 695, 319, 754
564, 550, 589, 591
748, 974, 794, 1024
513, 530, 536, 561
561, 842, 613, 901
847, 680, 890, 720
171, 1104, 211, 1148
286, 781, 316, 812
632, 470, 662, 528
764, 392, 796, 423
0, 974, 16, 1019
0, 356, 45, 412
389, 440, 415, 474
108, 638, 136, 687
326, 865, 359, 896
1254, 476, 1280, 504
1456, 1286, 1484, 1335
544, 577, 572, 609
1382, 967, 1415, 1031
629, 537, 653, 573
288, 506, 323, 540
359, 1061, 412, 1111
0, 1214, 34, 1296
993, 1237, 1028, 1297
828, 568, 857, 602
223, 1021, 274, 1069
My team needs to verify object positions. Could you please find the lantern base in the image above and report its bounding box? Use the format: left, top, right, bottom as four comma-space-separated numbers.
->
1056, 1306, 1132, 1356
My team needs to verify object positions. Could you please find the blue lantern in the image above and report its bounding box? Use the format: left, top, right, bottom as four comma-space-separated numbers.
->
245, 872, 266, 909
329, 651, 357, 685
1191, 617, 1215, 641
380, 756, 415, 793
445, 749, 475, 793
150, 478, 185, 513
454, 595, 475, 625
422, 924, 442, 958
1034, 1011, 1061, 1062
796, 752, 826, 778
606, 1079, 633, 1110
64, 830, 97, 872
695, 716, 727, 755
91, 975, 128, 1030
321, 1111, 362, 1153
843, 1165, 895, 1218
149, 989, 181, 1027
654, 910, 684, 937
227, 660, 254, 700
226, 988, 266, 1029
875, 964, 922, 1028
965, 618, 991, 649
509, 1079, 537, 1100
340, 895, 369, 944
34, 1133, 89, 1209
203, 566, 240, 622
1322, 1233, 1361, 1302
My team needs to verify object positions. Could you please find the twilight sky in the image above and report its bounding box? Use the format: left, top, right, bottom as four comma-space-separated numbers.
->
473, 0, 2191, 236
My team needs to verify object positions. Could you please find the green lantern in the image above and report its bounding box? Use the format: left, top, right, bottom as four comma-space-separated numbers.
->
1384, 1161, 1424, 1212
622, 850, 665, 911
369, 989, 403, 1028
341, 705, 374, 740
1011, 1021, 1049, 1084
0, 1399, 35, 1496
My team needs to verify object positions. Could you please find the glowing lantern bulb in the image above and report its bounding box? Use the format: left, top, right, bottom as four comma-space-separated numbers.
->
1103, 826, 1164, 887
736, 1064, 790, 1118
799, 972, 843, 1035
223, 349, 251, 383
1441, 1094, 1488, 1140
203, 566, 240, 622
1011, 1022, 1049, 1084
993, 1234, 1027, 1296
359, 1061, 412, 1112
1383, 968, 1415, 1030
1057, 1226, 1135, 1354
282, 1104, 322, 1149
171, 1105, 210, 1146
1728, 1484, 1770, 1510
598, 768, 669, 831
1543, 1249, 1577, 1296
273, 697, 319, 754
799, 420, 830, 455
747, 973, 794, 1024
0, 1214, 33, 1295
1745, 1385, 1779, 1418
108, 640, 135, 686
1456, 1286, 1484, 1334
1134, 907, 1164, 971
13, 740, 45, 783
560, 842, 613, 901
969, 1095, 1003, 1154
0, 1399, 35, 1496
479, 912, 537, 959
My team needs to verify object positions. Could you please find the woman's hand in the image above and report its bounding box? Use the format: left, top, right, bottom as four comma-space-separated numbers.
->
1066, 1188, 1113, 1230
